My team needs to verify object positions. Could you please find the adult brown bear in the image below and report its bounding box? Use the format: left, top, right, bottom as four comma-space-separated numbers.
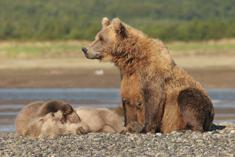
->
82, 17, 214, 133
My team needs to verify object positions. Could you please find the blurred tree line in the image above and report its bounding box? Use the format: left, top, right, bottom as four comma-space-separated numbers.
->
0, 0, 235, 41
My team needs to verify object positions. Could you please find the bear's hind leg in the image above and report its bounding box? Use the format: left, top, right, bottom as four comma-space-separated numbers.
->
178, 88, 214, 132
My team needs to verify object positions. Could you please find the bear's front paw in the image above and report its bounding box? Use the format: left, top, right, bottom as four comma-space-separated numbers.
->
125, 122, 144, 133
141, 124, 157, 133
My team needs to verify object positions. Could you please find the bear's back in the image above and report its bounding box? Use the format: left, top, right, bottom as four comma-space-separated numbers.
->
15, 101, 43, 135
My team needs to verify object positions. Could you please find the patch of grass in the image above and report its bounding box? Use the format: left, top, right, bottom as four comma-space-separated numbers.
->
0, 41, 89, 58
0, 39, 235, 59
168, 39, 235, 56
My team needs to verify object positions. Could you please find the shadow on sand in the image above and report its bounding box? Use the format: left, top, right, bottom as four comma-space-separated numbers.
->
210, 124, 226, 131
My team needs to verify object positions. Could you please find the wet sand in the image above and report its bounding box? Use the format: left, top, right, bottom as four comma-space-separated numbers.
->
0, 67, 235, 88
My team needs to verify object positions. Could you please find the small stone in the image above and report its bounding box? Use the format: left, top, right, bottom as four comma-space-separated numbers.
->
155, 152, 170, 157
156, 133, 162, 136
230, 130, 235, 134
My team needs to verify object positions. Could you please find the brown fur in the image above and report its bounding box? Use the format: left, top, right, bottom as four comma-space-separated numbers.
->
111, 105, 124, 117
24, 110, 85, 138
75, 107, 124, 133
15, 100, 80, 137
82, 17, 214, 133
16, 101, 124, 138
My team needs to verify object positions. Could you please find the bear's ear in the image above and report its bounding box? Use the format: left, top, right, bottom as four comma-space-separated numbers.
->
112, 18, 127, 39
102, 17, 110, 28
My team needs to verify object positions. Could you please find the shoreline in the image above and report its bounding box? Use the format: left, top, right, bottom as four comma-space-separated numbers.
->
0, 67, 235, 88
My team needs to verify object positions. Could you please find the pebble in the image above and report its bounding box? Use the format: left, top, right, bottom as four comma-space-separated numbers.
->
0, 124, 234, 157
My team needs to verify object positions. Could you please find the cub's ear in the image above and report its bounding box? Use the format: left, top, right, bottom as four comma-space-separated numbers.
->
102, 17, 110, 28
112, 18, 127, 39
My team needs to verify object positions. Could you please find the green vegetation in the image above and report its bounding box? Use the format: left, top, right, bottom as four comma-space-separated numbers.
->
168, 40, 235, 56
0, 40, 234, 59
0, 0, 235, 41
0, 41, 88, 58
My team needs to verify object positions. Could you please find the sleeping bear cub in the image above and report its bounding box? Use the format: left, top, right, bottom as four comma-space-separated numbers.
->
15, 100, 124, 138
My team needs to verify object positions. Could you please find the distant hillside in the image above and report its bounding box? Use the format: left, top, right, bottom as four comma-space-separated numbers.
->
0, 0, 235, 41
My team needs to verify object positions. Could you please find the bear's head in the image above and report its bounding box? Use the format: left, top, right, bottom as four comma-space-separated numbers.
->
82, 17, 130, 62
82, 17, 175, 73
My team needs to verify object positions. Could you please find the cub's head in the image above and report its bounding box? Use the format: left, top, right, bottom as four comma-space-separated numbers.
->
25, 111, 80, 138
23, 111, 64, 138
82, 17, 128, 62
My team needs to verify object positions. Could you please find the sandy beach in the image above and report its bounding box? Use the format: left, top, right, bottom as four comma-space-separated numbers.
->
0, 51, 234, 88
0, 124, 234, 157
0, 67, 235, 88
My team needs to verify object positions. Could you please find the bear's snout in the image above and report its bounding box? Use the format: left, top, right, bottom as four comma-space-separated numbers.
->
81, 47, 102, 60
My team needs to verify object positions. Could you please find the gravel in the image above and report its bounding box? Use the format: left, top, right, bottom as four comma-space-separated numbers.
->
0, 124, 234, 157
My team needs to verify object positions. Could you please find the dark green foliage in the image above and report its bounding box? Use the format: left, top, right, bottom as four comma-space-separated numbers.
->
0, 0, 235, 41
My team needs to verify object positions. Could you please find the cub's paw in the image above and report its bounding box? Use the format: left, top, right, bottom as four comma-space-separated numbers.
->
76, 126, 88, 135
119, 128, 128, 134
